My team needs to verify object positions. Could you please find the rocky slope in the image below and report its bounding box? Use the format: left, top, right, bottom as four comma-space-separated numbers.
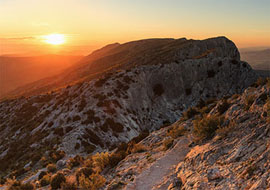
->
101, 79, 270, 190
0, 37, 259, 189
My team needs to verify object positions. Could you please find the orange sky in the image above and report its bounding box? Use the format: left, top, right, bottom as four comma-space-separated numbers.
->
1, 0, 270, 56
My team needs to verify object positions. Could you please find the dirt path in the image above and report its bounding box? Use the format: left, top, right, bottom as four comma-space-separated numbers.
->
125, 137, 190, 190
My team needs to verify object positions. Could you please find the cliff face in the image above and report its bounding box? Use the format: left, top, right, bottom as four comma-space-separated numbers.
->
0, 37, 258, 184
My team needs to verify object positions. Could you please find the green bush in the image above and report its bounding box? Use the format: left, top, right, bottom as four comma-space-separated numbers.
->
50, 173, 66, 190
193, 115, 224, 141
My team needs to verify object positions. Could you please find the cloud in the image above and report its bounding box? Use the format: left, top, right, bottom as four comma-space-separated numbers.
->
0, 36, 35, 41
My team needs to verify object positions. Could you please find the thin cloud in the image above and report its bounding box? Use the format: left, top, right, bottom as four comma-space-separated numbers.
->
0, 37, 35, 40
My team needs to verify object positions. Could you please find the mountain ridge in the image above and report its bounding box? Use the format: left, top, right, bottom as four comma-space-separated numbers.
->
3, 36, 239, 100
0, 36, 260, 190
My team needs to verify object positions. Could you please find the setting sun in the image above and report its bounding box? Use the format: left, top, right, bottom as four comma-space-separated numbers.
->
43, 34, 66, 45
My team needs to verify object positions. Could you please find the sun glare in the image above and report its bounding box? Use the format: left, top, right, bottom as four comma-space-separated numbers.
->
43, 34, 66, 45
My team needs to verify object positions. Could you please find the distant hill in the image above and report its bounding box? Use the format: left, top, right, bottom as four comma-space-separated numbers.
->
0, 55, 83, 97
240, 49, 270, 71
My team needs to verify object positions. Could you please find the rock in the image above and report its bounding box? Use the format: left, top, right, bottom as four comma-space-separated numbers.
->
56, 159, 66, 168
207, 168, 222, 181
168, 178, 182, 190
249, 176, 267, 190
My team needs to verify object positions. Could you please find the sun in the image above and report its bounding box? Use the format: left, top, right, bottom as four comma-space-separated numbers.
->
43, 34, 66, 45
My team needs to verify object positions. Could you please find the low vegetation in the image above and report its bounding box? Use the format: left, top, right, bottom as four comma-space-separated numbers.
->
216, 120, 236, 138
50, 172, 66, 190
244, 94, 256, 111
217, 99, 230, 115
167, 125, 187, 139
266, 97, 270, 123
163, 138, 174, 150
181, 107, 199, 121
193, 115, 224, 142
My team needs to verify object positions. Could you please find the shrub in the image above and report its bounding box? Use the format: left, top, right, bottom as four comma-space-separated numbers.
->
167, 125, 187, 139
92, 152, 110, 173
50, 173, 66, 190
38, 171, 48, 180
72, 115, 81, 122
103, 118, 123, 133
199, 106, 212, 115
61, 176, 77, 190
207, 70, 215, 78
50, 150, 65, 163
131, 130, 149, 143
267, 78, 270, 88
78, 173, 105, 190
255, 77, 268, 87
266, 98, 270, 123
193, 115, 224, 142
40, 174, 51, 187
7, 178, 21, 190
217, 99, 230, 115
61, 181, 77, 190
47, 164, 57, 173
185, 88, 192, 96
216, 121, 236, 138
53, 128, 64, 136
244, 95, 256, 111
0, 177, 6, 185
67, 155, 83, 169
109, 151, 126, 168
153, 84, 164, 96
75, 167, 93, 183
107, 181, 126, 190
83, 128, 104, 147
182, 107, 199, 120
129, 143, 146, 153
78, 97, 87, 112
20, 182, 35, 190
163, 138, 174, 150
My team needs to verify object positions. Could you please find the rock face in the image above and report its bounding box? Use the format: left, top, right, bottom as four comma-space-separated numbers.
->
0, 37, 257, 175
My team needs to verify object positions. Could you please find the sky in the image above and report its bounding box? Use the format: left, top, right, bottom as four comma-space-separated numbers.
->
0, 0, 270, 55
